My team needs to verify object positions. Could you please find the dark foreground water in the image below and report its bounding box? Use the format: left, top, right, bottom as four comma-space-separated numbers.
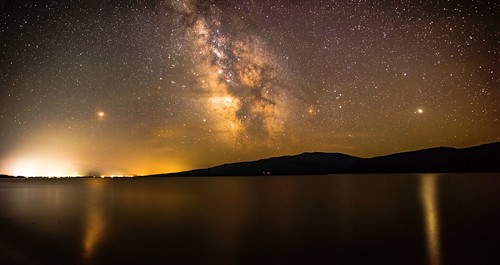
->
1, 174, 499, 265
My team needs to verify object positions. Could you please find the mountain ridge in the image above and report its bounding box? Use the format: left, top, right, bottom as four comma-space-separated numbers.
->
149, 142, 500, 177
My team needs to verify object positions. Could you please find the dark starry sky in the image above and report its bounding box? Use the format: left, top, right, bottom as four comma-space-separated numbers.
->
0, 0, 498, 176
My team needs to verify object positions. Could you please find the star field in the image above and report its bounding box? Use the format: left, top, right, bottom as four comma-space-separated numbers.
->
0, 0, 498, 176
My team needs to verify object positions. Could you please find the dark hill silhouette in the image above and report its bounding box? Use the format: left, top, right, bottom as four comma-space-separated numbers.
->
353, 142, 500, 173
161, 152, 362, 176
0, 174, 24, 178
150, 142, 500, 177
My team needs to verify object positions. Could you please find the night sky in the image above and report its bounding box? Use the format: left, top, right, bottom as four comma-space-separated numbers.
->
1, 0, 498, 176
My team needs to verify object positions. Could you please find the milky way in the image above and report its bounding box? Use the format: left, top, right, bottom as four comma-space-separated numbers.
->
177, 0, 287, 144
0, 0, 498, 175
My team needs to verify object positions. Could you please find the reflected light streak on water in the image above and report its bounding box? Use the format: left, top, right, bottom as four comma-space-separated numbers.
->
83, 179, 105, 261
421, 174, 441, 265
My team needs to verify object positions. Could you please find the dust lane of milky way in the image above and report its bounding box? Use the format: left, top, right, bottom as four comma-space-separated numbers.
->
0, 0, 498, 176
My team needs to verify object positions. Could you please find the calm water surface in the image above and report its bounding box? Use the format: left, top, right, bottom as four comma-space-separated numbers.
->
0, 174, 499, 265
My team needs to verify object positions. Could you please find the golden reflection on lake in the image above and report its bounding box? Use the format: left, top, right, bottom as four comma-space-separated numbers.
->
421, 174, 441, 265
83, 179, 105, 261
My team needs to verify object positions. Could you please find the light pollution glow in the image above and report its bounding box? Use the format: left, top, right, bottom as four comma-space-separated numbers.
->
1, 126, 191, 176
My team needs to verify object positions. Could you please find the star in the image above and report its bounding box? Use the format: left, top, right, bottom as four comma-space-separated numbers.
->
0, 0, 496, 176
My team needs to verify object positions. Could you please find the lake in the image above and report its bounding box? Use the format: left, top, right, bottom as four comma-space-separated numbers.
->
1, 174, 499, 265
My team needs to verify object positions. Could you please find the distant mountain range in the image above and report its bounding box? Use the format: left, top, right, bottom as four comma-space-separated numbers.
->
150, 142, 500, 177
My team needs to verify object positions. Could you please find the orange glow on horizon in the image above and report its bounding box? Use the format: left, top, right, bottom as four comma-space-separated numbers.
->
2, 152, 191, 177
6, 158, 83, 177
0, 125, 193, 177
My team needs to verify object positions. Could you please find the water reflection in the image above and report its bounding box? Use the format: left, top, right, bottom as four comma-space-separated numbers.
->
1, 174, 498, 264
420, 174, 441, 265
83, 179, 106, 261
